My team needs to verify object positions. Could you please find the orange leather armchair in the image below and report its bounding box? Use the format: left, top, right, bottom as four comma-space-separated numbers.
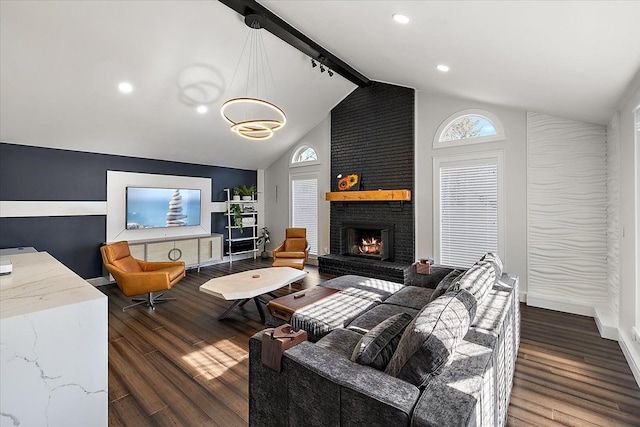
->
100, 241, 185, 311
271, 228, 310, 270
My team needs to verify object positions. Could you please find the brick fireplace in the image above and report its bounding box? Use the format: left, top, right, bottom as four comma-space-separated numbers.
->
319, 82, 415, 283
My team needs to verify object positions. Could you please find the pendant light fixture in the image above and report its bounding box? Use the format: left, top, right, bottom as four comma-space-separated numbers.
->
221, 14, 286, 140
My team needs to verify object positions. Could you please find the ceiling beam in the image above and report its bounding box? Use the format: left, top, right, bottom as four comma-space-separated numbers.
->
218, 0, 371, 88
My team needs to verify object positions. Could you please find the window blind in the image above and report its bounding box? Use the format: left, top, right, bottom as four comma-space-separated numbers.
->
291, 178, 318, 255
440, 163, 498, 267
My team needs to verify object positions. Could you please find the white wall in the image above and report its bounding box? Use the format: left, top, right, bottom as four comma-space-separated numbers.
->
527, 113, 608, 314
264, 116, 331, 262
617, 79, 640, 384
607, 113, 621, 323
415, 92, 528, 297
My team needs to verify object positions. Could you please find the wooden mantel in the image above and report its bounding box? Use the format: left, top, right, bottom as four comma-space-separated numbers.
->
325, 189, 411, 202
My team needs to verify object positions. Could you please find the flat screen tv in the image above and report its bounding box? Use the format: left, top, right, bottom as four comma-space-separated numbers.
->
126, 187, 201, 230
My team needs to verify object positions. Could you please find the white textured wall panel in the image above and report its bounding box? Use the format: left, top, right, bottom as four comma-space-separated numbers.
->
607, 113, 621, 317
527, 112, 608, 308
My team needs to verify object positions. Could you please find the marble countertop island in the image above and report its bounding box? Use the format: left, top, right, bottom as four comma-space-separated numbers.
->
0, 251, 105, 318
0, 251, 108, 426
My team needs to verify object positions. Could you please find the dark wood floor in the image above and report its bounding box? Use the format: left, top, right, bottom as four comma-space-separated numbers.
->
101, 258, 640, 427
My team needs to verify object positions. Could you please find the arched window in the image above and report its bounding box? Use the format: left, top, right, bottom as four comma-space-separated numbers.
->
291, 145, 318, 164
434, 109, 505, 149
289, 144, 319, 256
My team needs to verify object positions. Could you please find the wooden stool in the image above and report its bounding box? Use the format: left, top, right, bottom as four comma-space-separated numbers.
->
272, 258, 305, 270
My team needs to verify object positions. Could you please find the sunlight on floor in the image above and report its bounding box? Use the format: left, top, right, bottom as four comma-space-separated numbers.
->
182, 338, 248, 380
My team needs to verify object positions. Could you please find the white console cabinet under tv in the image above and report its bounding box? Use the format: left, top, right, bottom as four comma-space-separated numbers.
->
127, 234, 223, 271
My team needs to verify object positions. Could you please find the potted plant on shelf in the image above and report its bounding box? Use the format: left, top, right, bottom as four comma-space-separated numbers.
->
232, 187, 241, 201
237, 185, 256, 201
230, 203, 244, 233
257, 227, 270, 259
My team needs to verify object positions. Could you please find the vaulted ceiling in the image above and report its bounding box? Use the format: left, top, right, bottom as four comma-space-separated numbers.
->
2, 1, 639, 170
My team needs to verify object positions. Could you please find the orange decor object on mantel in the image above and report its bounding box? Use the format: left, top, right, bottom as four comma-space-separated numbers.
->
325, 189, 411, 202
337, 174, 359, 191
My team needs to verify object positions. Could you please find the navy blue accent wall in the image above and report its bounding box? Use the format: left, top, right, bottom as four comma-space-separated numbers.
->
1, 216, 107, 278
0, 143, 256, 278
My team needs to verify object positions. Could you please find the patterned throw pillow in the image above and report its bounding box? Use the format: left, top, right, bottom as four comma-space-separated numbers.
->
427, 268, 466, 303
385, 289, 477, 387
351, 313, 414, 371
480, 252, 503, 278
453, 261, 496, 306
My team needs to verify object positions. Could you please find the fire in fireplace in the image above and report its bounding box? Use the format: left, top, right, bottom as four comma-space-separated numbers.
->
340, 224, 394, 261
358, 236, 382, 255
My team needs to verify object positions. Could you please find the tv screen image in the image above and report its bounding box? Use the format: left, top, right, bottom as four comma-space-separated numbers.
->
126, 187, 201, 229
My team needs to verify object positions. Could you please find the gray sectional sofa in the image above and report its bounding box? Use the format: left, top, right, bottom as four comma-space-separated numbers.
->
249, 255, 520, 427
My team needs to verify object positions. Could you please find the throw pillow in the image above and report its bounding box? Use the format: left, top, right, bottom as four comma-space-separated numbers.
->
480, 252, 504, 278
385, 289, 476, 387
453, 261, 496, 305
427, 268, 466, 303
351, 312, 414, 371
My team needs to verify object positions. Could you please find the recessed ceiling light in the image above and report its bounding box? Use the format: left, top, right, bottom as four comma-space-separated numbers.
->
392, 14, 410, 24
437, 64, 450, 72
118, 82, 133, 93
197, 105, 208, 114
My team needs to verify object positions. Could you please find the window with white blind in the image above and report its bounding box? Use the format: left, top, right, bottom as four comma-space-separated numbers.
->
290, 174, 318, 255
433, 152, 504, 268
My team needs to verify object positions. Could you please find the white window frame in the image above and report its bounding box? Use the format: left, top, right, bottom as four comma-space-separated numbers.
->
433, 109, 506, 149
433, 150, 506, 267
290, 144, 320, 168
289, 170, 319, 256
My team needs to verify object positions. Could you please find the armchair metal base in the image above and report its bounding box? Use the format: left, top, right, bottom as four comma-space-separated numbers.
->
123, 292, 176, 311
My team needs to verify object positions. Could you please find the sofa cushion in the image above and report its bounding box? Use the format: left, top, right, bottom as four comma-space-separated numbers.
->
453, 261, 496, 306
320, 275, 404, 302
480, 252, 503, 278
347, 304, 419, 333
428, 268, 466, 303
384, 286, 434, 310
384, 289, 477, 387
351, 313, 414, 371
316, 328, 364, 359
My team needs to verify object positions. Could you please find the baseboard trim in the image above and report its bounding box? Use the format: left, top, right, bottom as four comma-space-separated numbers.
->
526, 294, 594, 317
593, 306, 619, 341
619, 329, 640, 388
519, 290, 527, 303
